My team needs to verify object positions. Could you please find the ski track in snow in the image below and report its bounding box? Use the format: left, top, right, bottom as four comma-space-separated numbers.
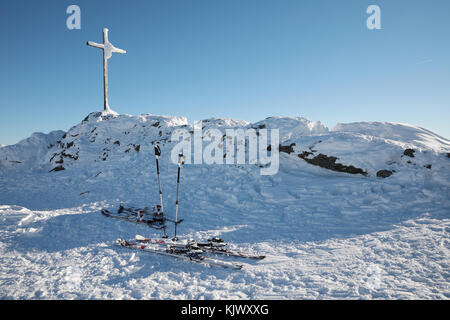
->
0, 114, 449, 299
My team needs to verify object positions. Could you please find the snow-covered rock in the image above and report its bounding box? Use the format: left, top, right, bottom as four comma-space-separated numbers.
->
332, 122, 450, 152
0, 130, 65, 170
251, 116, 328, 143
196, 118, 249, 131
265, 121, 450, 178
282, 131, 442, 177
45, 112, 188, 170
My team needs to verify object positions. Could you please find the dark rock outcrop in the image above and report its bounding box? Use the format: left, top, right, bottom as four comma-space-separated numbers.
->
376, 170, 393, 178
403, 149, 415, 157
49, 165, 65, 172
279, 143, 295, 154
298, 153, 367, 176
61, 151, 79, 161
298, 151, 313, 158
268, 143, 296, 154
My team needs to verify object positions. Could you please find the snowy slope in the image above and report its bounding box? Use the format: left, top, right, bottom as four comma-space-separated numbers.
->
0, 112, 449, 299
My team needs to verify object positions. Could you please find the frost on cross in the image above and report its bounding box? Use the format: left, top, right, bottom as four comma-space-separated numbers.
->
87, 28, 126, 114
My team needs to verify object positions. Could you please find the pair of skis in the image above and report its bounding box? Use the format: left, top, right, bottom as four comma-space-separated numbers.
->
117, 204, 184, 225
115, 234, 265, 270
116, 237, 244, 270
101, 145, 184, 239
134, 235, 266, 260
101, 209, 166, 230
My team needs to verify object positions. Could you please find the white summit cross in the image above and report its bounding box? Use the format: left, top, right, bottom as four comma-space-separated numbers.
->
87, 28, 126, 113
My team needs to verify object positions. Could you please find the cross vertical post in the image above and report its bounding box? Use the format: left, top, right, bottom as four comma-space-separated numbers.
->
87, 28, 126, 113
102, 29, 109, 111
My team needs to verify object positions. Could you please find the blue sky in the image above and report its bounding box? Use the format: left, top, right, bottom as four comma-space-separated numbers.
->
0, 0, 449, 145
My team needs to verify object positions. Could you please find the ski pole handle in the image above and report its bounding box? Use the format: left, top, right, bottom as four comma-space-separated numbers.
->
154, 145, 161, 157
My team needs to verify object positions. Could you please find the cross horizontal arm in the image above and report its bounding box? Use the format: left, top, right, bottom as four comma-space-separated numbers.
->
112, 47, 126, 54
87, 41, 104, 49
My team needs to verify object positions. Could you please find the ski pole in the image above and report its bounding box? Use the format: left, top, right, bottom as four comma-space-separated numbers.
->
154, 144, 167, 238
173, 152, 184, 241
154, 145, 164, 215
